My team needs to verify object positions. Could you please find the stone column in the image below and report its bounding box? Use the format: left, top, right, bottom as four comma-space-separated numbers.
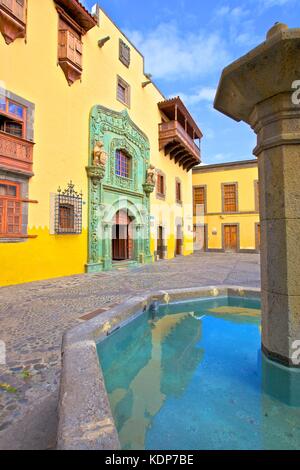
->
214, 23, 300, 367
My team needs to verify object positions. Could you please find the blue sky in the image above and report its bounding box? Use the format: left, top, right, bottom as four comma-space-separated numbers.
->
82, 0, 298, 164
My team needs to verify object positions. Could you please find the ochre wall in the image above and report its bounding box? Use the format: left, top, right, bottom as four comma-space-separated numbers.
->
0, 0, 193, 285
192, 164, 260, 251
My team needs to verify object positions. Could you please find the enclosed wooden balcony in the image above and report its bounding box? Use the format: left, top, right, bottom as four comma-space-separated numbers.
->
158, 97, 202, 171
0, 131, 34, 175
0, 0, 26, 44
58, 29, 83, 85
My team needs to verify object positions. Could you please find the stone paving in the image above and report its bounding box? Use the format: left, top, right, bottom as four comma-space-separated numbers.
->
0, 252, 260, 450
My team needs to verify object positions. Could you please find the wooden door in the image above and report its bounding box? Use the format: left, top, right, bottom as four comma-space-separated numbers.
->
224, 225, 238, 252
112, 225, 128, 260
157, 226, 164, 259
256, 224, 261, 252
112, 210, 132, 261
176, 225, 182, 256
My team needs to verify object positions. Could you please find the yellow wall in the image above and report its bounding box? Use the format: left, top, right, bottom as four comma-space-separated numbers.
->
192, 163, 260, 251
0, 0, 193, 285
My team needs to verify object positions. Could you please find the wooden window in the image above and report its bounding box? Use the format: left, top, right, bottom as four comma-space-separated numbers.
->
119, 39, 130, 67
115, 150, 130, 178
157, 173, 165, 197
223, 183, 238, 213
0, 180, 22, 237
59, 204, 74, 230
193, 186, 206, 215
0, 97, 26, 138
117, 76, 130, 107
57, 13, 83, 85
176, 180, 182, 204
58, 17, 83, 69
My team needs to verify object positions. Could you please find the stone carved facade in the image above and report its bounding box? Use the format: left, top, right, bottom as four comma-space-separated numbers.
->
86, 105, 154, 272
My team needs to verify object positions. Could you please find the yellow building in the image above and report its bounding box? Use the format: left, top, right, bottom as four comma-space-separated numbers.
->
192, 160, 260, 253
0, 0, 201, 286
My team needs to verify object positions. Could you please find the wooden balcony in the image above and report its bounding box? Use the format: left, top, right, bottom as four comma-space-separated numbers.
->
0, 0, 26, 44
158, 97, 202, 171
58, 29, 83, 85
0, 131, 34, 175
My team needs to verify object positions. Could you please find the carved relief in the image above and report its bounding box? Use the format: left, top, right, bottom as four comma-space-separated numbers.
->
87, 105, 153, 272
93, 141, 108, 167
146, 165, 156, 185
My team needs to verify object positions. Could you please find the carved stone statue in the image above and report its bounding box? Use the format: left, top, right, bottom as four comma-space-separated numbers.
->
146, 165, 156, 185
93, 141, 108, 167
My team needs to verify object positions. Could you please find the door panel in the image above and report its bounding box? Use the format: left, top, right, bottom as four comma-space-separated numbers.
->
224, 225, 238, 252
157, 226, 164, 259
256, 224, 260, 252
176, 225, 182, 256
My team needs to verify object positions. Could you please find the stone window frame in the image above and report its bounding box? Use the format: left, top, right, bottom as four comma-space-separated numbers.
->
156, 169, 166, 200
0, 88, 35, 142
0, 89, 35, 243
119, 39, 130, 68
116, 75, 131, 108
221, 182, 239, 214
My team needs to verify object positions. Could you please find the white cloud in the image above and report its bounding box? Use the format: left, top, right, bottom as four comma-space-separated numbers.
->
213, 4, 262, 47
172, 87, 217, 106
125, 23, 231, 81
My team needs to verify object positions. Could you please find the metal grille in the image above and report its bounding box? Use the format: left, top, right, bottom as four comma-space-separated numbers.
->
55, 181, 82, 234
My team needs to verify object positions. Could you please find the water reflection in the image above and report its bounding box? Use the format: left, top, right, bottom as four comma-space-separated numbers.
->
98, 297, 300, 450
99, 311, 203, 449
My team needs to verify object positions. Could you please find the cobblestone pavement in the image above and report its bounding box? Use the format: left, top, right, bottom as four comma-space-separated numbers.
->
0, 253, 260, 449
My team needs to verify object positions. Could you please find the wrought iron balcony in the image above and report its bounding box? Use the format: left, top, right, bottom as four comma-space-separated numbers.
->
0, 131, 34, 175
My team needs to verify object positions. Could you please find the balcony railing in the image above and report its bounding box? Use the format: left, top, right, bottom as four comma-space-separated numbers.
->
159, 120, 201, 169
0, 131, 34, 175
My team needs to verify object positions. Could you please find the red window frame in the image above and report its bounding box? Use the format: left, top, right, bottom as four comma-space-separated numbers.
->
0, 97, 27, 138
0, 180, 23, 237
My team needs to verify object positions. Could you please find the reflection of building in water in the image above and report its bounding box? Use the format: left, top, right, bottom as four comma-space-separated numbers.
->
99, 312, 203, 450
208, 306, 261, 326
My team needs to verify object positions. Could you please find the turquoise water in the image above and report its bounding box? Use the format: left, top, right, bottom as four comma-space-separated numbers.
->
97, 297, 300, 450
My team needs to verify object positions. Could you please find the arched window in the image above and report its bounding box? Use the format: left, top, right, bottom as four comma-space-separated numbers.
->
115, 150, 131, 178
